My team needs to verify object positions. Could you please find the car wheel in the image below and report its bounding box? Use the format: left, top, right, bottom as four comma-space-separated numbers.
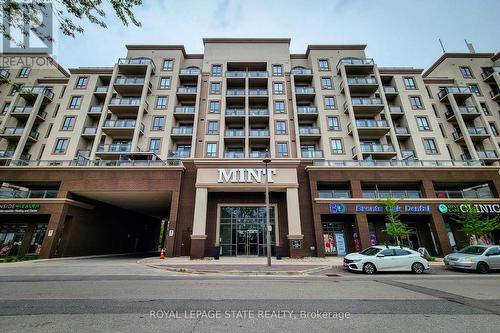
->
363, 262, 376, 274
477, 262, 489, 274
411, 262, 425, 274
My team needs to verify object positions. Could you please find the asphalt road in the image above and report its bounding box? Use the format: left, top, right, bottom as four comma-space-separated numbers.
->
0, 256, 499, 333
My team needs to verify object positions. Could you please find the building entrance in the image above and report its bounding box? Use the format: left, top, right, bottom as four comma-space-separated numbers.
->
219, 206, 276, 256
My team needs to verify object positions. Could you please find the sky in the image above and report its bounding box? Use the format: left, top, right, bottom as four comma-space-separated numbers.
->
54, 0, 500, 70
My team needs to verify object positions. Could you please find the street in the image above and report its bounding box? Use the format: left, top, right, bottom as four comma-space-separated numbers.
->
0, 255, 499, 332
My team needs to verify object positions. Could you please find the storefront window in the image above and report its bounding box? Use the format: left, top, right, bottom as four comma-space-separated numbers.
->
28, 223, 47, 254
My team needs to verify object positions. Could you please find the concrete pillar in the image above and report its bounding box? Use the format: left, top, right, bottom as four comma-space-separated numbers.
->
13, 93, 43, 160
430, 210, 452, 256
286, 187, 304, 258
165, 190, 180, 257
190, 187, 208, 258
39, 204, 69, 259
355, 213, 372, 250
449, 94, 478, 160
340, 66, 363, 160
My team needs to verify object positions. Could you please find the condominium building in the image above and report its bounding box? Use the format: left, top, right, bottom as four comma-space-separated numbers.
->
0, 38, 499, 259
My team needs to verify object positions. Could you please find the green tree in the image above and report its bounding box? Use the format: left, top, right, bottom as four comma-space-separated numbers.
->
1, 0, 142, 47
451, 201, 500, 245
379, 196, 407, 247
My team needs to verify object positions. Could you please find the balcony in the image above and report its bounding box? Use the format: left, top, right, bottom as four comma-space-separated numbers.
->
226, 71, 247, 78
363, 190, 422, 199
179, 68, 201, 76
18, 86, 54, 103
0, 68, 10, 79
383, 86, 398, 99
350, 120, 390, 136
88, 105, 103, 118
299, 127, 321, 139
336, 58, 375, 74
249, 129, 270, 142
389, 106, 404, 119
96, 143, 132, 153
317, 190, 351, 199
248, 89, 268, 96
82, 127, 97, 137
117, 57, 156, 74
227, 89, 245, 96
108, 97, 143, 115
173, 106, 195, 120
395, 127, 411, 138
342, 77, 378, 94
452, 127, 489, 142
94, 86, 108, 98
297, 106, 318, 119
114, 77, 150, 94
490, 87, 500, 101
0, 127, 24, 140
224, 151, 245, 158
168, 150, 191, 158
102, 119, 143, 137
171, 127, 193, 137
438, 86, 472, 102
401, 150, 416, 159
176, 86, 197, 101
225, 109, 246, 122
346, 98, 384, 116
248, 108, 269, 121
27, 129, 39, 142
247, 71, 268, 78
249, 151, 269, 158
301, 150, 324, 159
10, 106, 33, 120
445, 106, 481, 122
462, 150, 500, 162
481, 66, 500, 82
295, 87, 315, 101
291, 68, 313, 76
435, 189, 494, 199
354, 144, 396, 159
291, 68, 313, 83
224, 129, 245, 141
0, 150, 15, 159
0, 189, 58, 199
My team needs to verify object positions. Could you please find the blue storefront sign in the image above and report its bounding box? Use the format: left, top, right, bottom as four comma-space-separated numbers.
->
355, 204, 430, 213
329, 203, 347, 214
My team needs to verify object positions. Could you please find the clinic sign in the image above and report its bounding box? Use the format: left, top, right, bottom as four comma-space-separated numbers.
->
438, 203, 500, 214
217, 168, 276, 184
0, 203, 40, 213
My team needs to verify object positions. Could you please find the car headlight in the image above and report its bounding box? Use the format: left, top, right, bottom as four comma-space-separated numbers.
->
458, 257, 475, 263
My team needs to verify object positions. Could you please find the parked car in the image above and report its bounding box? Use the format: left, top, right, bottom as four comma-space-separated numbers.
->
343, 245, 430, 274
444, 245, 500, 273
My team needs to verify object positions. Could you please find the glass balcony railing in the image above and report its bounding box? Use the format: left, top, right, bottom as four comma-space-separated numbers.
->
118, 57, 156, 71
18, 86, 54, 100
249, 89, 268, 96
94, 86, 108, 93
301, 150, 324, 158
481, 66, 500, 80
88, 106, 103, 113
337, 58, 374, 70
82, 127, 97, 134
250, 151, 269, 158
225, 108, 245, 116
477, 150, 498, 159
179, 68, 201, 75
395, 127, 409, 135
114, 77, 145, 84
1, 127, 24, 135
363, 190, 422, 199
0, 150, 15, 158
389, 106, 403, 114
354, 119, 389, 128
295, 87, 314, 94
168, 150, 191, 157
225, 129, 245, 137
224, 151, 245, 158
358, 144, 395, 153
227, 89, 245, 96
453, 127, 488, 140
171, 127, 193, 135
174, 106, 195, 114
11, 106, 33, 114
249, 129, 270, 137
438, 86, 472, 99
383, 86, 398, 93
317, 190, 351, 199
109, 98, 141, 105
248, 108, 269, 116
97, 143, 132, 152
351, 97, 384, 106
299, 127, 321, 135
347, 77, 377, 85
177, 87, 197, 93
297, 106, 318, 114
435, 189, 494, 199
0, 189, 58, 199
103, 119, 138, 128
247, 71, 268, 77
226, 71, 247, 77
291, 68, 313, 75
490, 87, 500, 98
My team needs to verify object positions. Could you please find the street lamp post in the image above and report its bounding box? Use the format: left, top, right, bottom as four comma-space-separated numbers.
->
263, 154, 272, 267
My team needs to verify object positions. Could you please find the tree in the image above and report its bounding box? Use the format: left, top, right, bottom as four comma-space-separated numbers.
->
379, 196, 407, 247
1, 0, 142, 47
451, 201, 500, 245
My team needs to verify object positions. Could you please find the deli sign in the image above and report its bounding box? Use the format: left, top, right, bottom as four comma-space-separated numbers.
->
217, 168, 276, 184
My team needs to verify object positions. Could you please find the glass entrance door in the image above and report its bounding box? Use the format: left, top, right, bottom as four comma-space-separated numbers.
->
219, 206, 276, 256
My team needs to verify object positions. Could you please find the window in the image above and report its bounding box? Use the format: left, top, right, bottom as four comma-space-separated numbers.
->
432, 104, 439, 118
273, 82, 284, 94
210, 82, 221, 94
277, 142, 289, 157
460, 66, 474, 78
416, 116, 430, 131
2, 102, 10, 114
211, 64, 222, 76
207, 121, 219, 134
379, 249, 395, 256
75, 76, 88, 89
206, 143, 218, 157
54, 138, 69, 154
69, 96, 82, 109
18, 67, 30, 78
9, 85, 18, 96
425, 86, 433, 99
324, 96, 336, 109
156, 96, 168, 109
480, 103, 490, 115
272, 64, 283, 76
149, 139, 161, 153
209, 100, 220, 113
321, 77, 333, 89
403, 77, 417, 89
330, 138, 343, 154
327, 116, 340, 130
159, 77, 171, 89
409, 96, 423, 109
45, 123, 53, 138
394, 249, 411, 256
162, 59, 173, 71
423, 138, 438, 154
152, 116, 165, 131
318, 59, 329, 71
61, 116, 75, 131
275, 121, 287, 135
489, 122, 498, 136
468, 84, 481, 96
439, 124, 447, 138
274, 100, 285, 113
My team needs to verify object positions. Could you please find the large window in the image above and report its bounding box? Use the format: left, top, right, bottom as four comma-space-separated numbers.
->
54, 138, 69, 154
211, 64, 222, 76
273, 82, 284, 94
423, 138, 438, 154
209, 100, 220, 113
159, 77, 171, 89
207, 121, 219, 134
409, 96, 423, 109
149, 138, 161, 153
321, 77, 333, 89
416, 116, 430, 131
275, 121, 287, 135
206, 142, 218, 157
156, 96, 168, 109
61, 116, 75, 131
277, 142, 289, 157
75, 76, 88, 89
210, 82, 221, 94
324, 96, 336, 109
162, 59, 173, 71
403, 77, 417, 89
69, 96, 82, 109
460, 66, 474, 78
327, 116, 340, 131
152, 116, 164, 131
274, 100, 285, 113
272, 64, 283, 76
330, 139, 343, 154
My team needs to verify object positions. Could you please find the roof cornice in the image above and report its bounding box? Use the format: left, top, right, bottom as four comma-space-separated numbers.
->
378, 67, 423, 75
69, 67, 113, 74
126, 45, 187, 57
423, 52, 495, 77
203, 38, 291, 45
306, 44, 366, 57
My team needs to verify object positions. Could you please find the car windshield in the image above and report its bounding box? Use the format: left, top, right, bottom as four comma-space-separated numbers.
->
359, 247, 381, 256
458, 246, 487, 255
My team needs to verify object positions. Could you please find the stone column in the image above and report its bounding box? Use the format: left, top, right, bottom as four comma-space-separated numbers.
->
430, 210, 452, 256
190, 187, 208, 258
355, 213, 372, 250
286, 187, 304, 258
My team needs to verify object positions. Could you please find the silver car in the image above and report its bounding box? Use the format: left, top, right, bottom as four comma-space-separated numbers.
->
444, 245, 500, 273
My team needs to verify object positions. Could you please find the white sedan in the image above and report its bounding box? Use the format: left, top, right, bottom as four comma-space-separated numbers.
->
343, 246, 430, 274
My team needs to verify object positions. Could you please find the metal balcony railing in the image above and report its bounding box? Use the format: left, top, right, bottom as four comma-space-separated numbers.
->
168, 150, 191, 157
174, 106, 195, 113
490, 87, 500, 98
97, 143, 132, 152
351, 97, 384, 105
118, 57, 156, 71
357, 144, 395, 153
247, 71, 268, 77
395, 127, 410, 134
299, 127, 321, 134
438, 86, 472, 99
301, 150, 324, 158
389, 106, 403, 114
88, 106, 103, 113
249, 129, 270, 137
6, 159, 182, 167
177, 87, 197, 93
313, 159, 484, 167
295, 87, 314, 94
171, 127, 193, 135
18, 86, 54, 100
225, 129, 245, 137
0, 189, 58, 199
227, 89, 245, 96
362, 190, 422, 199
453, 127, 489, 140
225, 109, 245, 116
317, 190, 351, 199
291, 68, 313, 75
103, 119, 138, 128
355, 119, 389, 128
336, 58, 374, 71
226, 71, 246, 77
114, 77, 145, 84
12, 106, 33, 114
179, 68, 201, 75
94, 86, 108, 93
383, 86, 398, 93
297, 106, 318, 114
1, 127, 24, 135
249, 89, 268, 96
481, 66, 500, 80
224, 151, 245, 158
346, 77, 377, 85
250, 151, 269, 158
82, 127, 97, 134
109, 97, 141, 105
248, 108, 269, 116
476, 150, 499, 159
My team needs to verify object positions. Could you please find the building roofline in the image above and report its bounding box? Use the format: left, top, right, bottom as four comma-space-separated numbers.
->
423, 77, 455, 84
37, 77, 69, 84
492, 52, 500, 61
305, 44, 366, 57
1, 52, 70, 78
203, 38, 291, 45
423, 52, 495, 77
378, 67, 423, 75
69, 67, 114, 74
126, 44, 188, 57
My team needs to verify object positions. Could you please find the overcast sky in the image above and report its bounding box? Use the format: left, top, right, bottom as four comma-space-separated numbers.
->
55, 0, 500, 70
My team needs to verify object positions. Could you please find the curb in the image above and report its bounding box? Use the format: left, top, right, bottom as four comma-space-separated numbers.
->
148, 265, 313, 276
16, 251, 158, 264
